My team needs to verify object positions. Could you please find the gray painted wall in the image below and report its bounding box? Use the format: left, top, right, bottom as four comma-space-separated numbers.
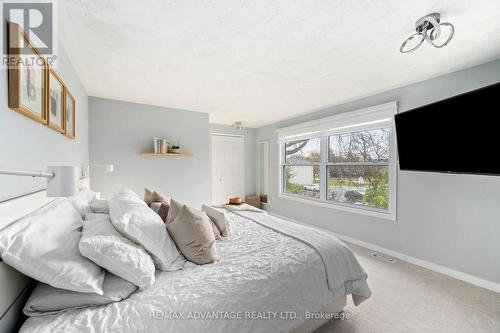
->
209, 124, 256, 198
256, 59, 500, 284
0, 43, 89, 201
89, 97, 210, 208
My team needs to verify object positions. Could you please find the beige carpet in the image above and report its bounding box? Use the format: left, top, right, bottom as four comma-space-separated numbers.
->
315, 243, 500, 333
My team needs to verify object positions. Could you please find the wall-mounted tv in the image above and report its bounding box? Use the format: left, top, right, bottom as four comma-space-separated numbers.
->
394, 83, 500, 176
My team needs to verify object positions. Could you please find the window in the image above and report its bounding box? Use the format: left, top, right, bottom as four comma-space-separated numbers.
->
327, 128, 390, 210
278, 102, 397, 219
283, 138, 320, 199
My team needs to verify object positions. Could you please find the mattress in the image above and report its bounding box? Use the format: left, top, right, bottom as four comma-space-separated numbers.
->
20, 211, 368, 333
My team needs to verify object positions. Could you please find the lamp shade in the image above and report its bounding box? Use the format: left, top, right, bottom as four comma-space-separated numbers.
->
46, 166, 80, 197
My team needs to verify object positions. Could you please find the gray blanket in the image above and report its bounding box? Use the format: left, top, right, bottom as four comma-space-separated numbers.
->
229, 210, 372, 305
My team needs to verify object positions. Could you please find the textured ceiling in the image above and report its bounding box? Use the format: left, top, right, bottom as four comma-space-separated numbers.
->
59, 0, 500, 127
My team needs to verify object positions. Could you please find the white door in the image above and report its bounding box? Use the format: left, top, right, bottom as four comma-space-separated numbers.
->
212, 135, 244, 205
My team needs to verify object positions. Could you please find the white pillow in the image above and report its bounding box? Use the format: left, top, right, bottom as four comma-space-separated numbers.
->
90, 199, 109, 214
201, 204, 231, 237
69, 189, 98, 218
109, 189, 180, 271
79, 213, 156, 288
0, 199, 105, 294
24, 272, 137, 316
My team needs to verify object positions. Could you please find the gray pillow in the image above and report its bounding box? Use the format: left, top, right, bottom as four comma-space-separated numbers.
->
166, 200, 218, 265
23, 273, 137, 316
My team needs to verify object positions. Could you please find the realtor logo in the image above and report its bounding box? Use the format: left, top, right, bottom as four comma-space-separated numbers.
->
1, 0, 58, 67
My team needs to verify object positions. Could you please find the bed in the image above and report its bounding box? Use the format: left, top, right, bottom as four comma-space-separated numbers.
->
0, 190, 371, 333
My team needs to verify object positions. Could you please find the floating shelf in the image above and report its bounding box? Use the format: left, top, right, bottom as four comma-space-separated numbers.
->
140, 152, 192, 157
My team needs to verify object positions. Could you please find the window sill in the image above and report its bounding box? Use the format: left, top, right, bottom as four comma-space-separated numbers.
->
278, 193, 396, 221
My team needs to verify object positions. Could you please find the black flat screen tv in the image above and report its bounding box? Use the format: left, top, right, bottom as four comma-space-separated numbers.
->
394, 82, 500, 175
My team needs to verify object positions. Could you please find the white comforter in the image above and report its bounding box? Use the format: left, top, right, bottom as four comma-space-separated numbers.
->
21, 211, 370, 333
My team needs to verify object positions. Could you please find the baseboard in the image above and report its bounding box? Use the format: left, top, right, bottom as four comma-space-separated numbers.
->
269, 213, 500, 294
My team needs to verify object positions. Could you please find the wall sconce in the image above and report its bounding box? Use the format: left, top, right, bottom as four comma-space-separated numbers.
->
0, 166, 80, 197
82, 164, 114, 177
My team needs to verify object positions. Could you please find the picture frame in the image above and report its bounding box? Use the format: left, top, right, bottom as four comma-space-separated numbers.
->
8, 22, 47, 125
64, 89, 76, 139
47, 67, 65, 133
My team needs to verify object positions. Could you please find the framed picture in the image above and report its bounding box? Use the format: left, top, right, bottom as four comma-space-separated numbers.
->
64, 89, 76, 139
8, 22, 47, 124
47, 68, 65, 133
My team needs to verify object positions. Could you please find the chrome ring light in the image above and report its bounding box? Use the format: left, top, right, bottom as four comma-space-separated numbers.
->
400, 13, 455, 53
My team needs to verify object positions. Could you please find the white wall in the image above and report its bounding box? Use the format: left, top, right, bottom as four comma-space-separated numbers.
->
256, 59, 500, 285
0, 43, 89, 201
89, 97, 210, 208
209, 124, 256, 197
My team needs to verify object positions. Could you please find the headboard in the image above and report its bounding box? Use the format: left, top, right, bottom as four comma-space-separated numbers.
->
0, 177, 90, 332
0, 190, 53, 333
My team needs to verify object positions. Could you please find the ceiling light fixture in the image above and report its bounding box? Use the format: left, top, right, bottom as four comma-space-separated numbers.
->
400, 13, 455, 54
232, 121, 243, 130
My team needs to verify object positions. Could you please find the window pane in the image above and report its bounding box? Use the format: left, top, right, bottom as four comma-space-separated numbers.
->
329, 128, 390, 163
285, 138, 320, 164
284, 165, 320, 199
327, 165, 389, 210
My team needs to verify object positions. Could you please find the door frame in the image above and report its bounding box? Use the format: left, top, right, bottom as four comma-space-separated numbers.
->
257, 140, 269, 200
210, 133, 245, 205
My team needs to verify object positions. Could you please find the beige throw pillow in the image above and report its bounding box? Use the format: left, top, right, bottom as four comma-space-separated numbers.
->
168, 200, 220, 239
144, 188, 154, 206
145, 188, 170, 207
157, 203, 169, 222
202, 204, 230, 238
209, 220, 222, 240
166, 199, 183, 224
150, 201, 162, 213
153, 191, 170, 204
166, 200, 218, 265
151, 202, 169, 222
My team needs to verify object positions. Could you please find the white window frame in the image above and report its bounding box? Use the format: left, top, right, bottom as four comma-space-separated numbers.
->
282, 138, 322, 199
277, 102, 397, 221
